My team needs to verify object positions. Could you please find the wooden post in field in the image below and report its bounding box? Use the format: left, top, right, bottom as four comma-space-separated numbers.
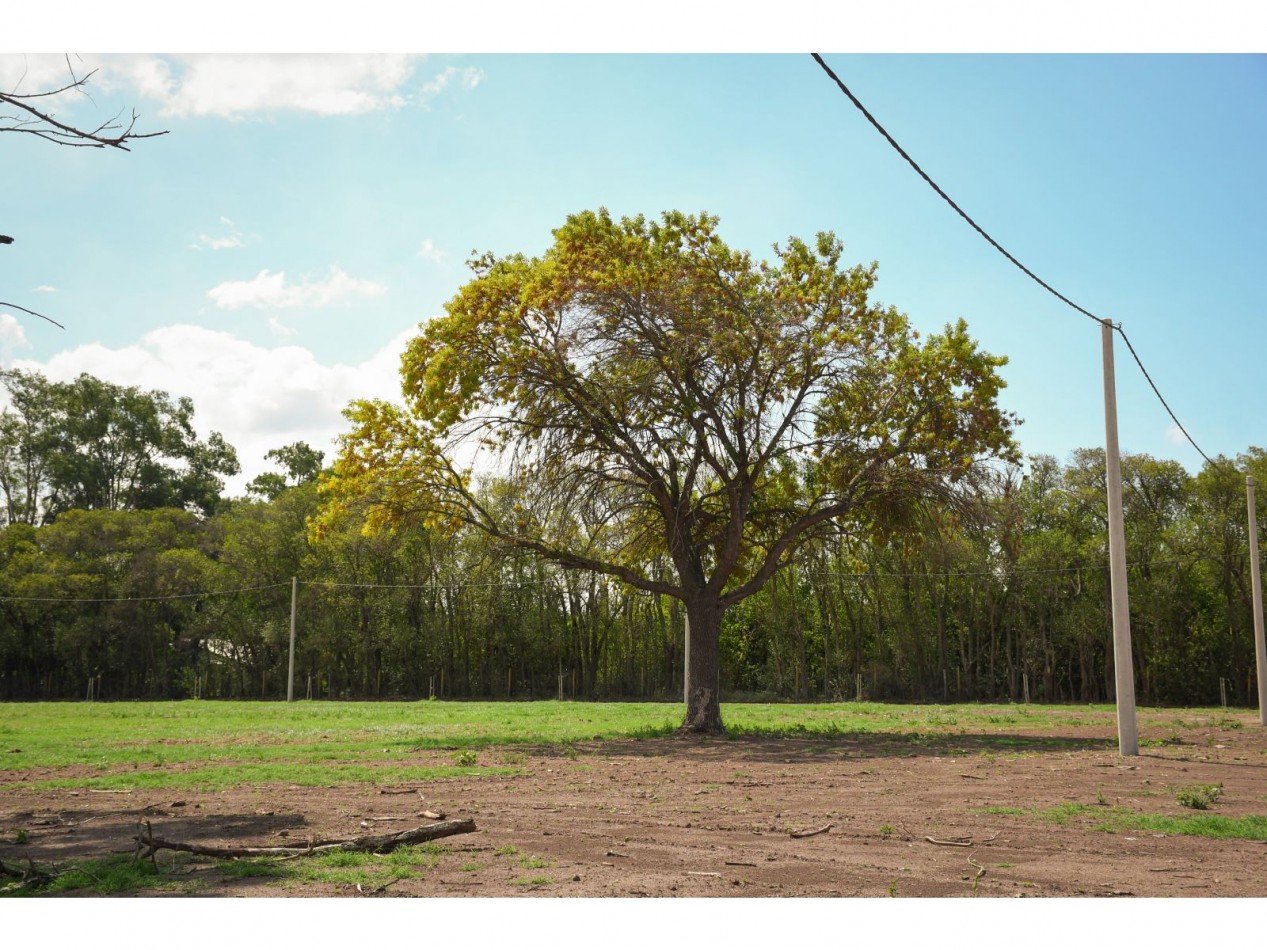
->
1101, 321, 1138, 755
855, 672, 862, 702
1247, 476, 1267, 724
287, 576, 298, 702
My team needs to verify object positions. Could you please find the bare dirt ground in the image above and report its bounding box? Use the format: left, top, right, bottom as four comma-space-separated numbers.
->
4, 708, 1267, 897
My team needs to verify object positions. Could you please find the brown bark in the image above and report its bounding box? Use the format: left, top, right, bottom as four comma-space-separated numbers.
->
680, 598, 724, 734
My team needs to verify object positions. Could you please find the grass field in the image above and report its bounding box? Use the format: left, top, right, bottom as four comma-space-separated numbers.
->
0, 698, 1243, 791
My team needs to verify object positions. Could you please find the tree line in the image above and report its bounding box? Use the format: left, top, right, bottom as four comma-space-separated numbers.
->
0, 367, 1263, 705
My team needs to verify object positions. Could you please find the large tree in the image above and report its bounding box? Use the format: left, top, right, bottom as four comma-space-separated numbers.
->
322, 210, 1018, 732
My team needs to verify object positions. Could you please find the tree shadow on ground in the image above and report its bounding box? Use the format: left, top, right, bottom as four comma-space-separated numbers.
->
0, 805, 310, 869
578, 730, 1119, 763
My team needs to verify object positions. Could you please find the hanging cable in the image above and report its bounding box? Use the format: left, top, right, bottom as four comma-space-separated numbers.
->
810, 53, 1104, 327
809, 53, 1227, 475
1115, 324, 1226, 473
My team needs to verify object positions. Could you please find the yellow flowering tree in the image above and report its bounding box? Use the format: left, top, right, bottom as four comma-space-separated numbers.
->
321, 209, 1018, 733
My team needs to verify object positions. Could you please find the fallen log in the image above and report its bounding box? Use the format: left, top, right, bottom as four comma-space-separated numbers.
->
134, 818, 476, 861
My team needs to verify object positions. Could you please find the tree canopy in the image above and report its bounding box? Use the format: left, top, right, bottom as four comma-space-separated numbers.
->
0, 369, 240, 523
325, 209, 1019, 731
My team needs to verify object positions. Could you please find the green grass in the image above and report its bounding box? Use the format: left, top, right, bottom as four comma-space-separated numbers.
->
2, 843, 455, 896
1, 853, 169, 896
0, 699, 1253, 795
25, 762, 517, 793
976, 801, 1267, 841
511, 875, 554, 887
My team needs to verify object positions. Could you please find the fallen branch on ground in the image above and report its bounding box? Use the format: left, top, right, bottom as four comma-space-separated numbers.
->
790, 823, 833, 839
133, 817, 476, 861
0, 857, 57, 889
925, 835, 974, 847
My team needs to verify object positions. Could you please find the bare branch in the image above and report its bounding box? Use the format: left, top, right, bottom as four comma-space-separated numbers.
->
0, 301, 65, 330
1, 62, 168, 151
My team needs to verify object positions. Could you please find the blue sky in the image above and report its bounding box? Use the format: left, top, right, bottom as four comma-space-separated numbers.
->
3, 14, 1265, 493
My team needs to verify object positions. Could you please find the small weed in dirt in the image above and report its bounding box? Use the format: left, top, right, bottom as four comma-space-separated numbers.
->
1176, 784, 1223, 810
495, 845, 520, 857
459, 862, 482, 872
886, 878, 899, 897
878, 824, 894, 836
453, 750, 478, 767
11, 828, 29, 845
518, 855, 552, 869
512, 875, 553, 887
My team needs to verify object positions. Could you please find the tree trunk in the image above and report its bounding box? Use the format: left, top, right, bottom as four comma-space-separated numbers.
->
681, 598, 724, 734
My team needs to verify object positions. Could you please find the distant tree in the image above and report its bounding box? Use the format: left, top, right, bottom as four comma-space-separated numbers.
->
246, 442, 326, 501
322, 209, 1018, 733
0, 369, 239, 522
0, 369, 59, 524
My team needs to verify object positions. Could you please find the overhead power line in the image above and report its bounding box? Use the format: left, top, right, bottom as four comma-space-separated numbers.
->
808, 53, 1225, 474
1115, 325, 1221, 471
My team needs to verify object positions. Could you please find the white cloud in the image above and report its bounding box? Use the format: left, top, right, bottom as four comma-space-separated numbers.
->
5, 54, 484, 125
419, 65, 484, 108
0, 54, 90, 95
1165, 424, 1188, 446
417, 239, 446, 264
208, 265, 385, 310
193, 234, 245, 251
109, 55, 423, 119
31, 285, 57, 294
192, 219, 249, 251
13, 323, 417, 494
0, 313, 31, 367
267, 316, 297, 339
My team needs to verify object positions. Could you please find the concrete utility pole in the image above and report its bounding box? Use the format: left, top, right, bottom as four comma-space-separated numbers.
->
287, 576, 298, 702
1101, 321, 1138, 755
1247, 477, 1267, 725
